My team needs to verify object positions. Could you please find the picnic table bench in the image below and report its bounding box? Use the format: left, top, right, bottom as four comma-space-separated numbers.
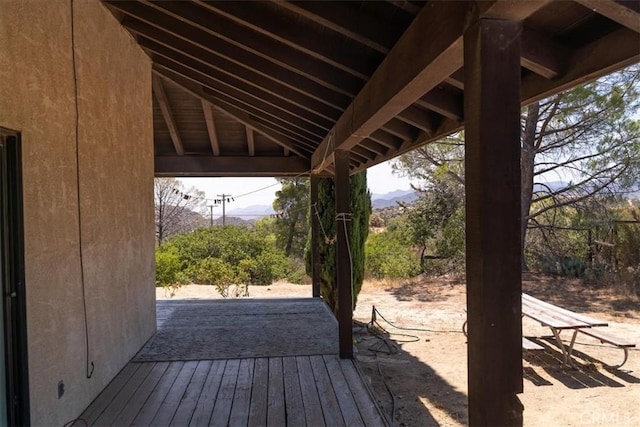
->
522, 293, 636, 368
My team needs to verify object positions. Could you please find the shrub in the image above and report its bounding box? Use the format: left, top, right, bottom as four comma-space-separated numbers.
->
365, 231, 421, 279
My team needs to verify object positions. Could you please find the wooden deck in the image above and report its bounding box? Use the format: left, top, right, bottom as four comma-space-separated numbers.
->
78, 299, 386, 426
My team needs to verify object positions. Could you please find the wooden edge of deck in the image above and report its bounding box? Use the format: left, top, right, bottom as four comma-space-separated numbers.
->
351, 358, 392, 426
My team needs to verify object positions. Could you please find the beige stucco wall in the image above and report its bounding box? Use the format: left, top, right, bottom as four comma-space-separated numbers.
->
0, 1, 155, 425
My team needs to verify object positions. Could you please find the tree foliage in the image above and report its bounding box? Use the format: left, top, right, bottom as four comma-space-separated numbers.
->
272, 178, 310, 257
306, 171, 371, 314
394, 64, 640, 272
154, 178, 207, 244
155, 226, 302, 296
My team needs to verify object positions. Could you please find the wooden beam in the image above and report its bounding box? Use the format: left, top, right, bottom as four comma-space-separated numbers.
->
418, 88, 464, 121
137, 35, 342, 122
575, 0, 640, 33
445, 68, 465, 90
335, 150, 352, 359
152, 61, 328, 142
381, 119, 418, 142
246, 127, 255, 157
140, 0, 363, 94
311, 1, 471, 172
155, 155, 310, 177
115, 7, 354, 105
310, 174, 321, 298
149, 52, 333, 135
153, 69, 311, 159
152, 75, 184, 156
194, 0, 378, 79
201, 100, 220, 156
479, 0, 552, 20
464, 19, 523, 426
276, 1, 400, 53
520, 27, 567, 79
397, 105, 441, 133
522, 27, 640, 105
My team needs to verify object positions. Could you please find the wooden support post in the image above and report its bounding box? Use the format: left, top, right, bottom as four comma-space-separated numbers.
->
464, 19, 523, 426
310, 174, 321, 298
335, 150, 353, 359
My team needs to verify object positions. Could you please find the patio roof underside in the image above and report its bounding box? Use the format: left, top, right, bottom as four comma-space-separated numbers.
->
103, 0, 640, 177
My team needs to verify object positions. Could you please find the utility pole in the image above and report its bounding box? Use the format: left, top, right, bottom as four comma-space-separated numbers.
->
207, 204, 217, 227
216, 194, 233, 226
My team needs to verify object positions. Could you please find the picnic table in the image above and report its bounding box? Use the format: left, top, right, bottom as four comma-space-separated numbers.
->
522, 293, 635, 368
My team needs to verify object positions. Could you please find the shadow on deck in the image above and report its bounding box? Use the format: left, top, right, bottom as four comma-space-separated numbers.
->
78, 298, 387, 426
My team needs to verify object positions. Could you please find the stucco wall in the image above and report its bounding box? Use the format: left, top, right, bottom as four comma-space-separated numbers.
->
0, 1, 155, 425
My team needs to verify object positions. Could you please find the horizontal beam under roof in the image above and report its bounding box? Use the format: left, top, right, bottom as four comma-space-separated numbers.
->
155, 156, 310, 177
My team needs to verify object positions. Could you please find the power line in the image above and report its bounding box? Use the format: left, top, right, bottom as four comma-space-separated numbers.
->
214, 194, 234, 226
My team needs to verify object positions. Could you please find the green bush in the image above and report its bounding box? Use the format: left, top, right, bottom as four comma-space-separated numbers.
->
365, 231, 421, 279
155, 248, 183, 287
156, 225, 293, 296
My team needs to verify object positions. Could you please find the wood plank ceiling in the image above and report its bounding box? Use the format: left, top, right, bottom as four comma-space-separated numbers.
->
102, 0, 640, 177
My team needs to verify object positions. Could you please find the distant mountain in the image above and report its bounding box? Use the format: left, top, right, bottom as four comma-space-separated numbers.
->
225, 204, 275, 220
532, 181, 568, 193
371, 189, 418, 209
220, 189, 419, 218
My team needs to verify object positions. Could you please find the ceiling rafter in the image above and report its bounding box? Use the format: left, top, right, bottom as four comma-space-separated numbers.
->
311, 0, 470, 171
194, 0, 380, 79
115, 9, 354, 106
575, 0, 640, 33
155, 155, 310, 177
152, 75, 184, 156
139, 0, 364, 94
154, 69, 311, 159
521, 27, 568, 79
140, 36, 340, 123
151, 58, 330, 142
246, 127, 255, 157
276, 1, 401, 53
418, 88, 464, 122
149, 52, 333, 135
138, 36, 340, 121
201, 100, 220, 156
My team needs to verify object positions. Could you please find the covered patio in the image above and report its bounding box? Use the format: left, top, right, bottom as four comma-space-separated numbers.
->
102, 0, 639, 424
78, 299, 386, 426
1, 0, 637, 425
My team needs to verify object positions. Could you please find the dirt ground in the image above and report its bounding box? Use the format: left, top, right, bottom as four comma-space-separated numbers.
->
158, 275, 640, 426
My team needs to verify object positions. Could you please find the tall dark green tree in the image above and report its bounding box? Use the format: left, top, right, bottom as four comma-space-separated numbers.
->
272, 178, 310, 257
306, 171, 371, 314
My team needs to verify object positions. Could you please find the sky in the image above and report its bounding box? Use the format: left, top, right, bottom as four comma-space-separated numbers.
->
179, 159, 416, 210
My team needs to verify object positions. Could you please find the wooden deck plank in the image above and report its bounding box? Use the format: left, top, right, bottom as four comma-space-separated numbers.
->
339, 359, 386, 427
310, 355, 344, 426
282, 357, 306, 426
112, 362, 171, 426
83, 362, 140, 424
132, 362, 184, 426
296, 356, 326, 427
267, 357, 286, 426
248, 358, 269, 426
170, 360, 213, 426
93, 363, 156, 426
151, 361, 199, 426
323, 355, 365, 427
228, 358, 255, 426
209, 358, 240, 426
189, 360, 227, 427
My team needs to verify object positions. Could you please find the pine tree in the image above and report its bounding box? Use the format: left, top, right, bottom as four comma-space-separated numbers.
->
307, 171, 371, 314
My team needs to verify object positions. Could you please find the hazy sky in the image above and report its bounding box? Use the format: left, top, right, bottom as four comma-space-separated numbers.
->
179, 159, 416, 209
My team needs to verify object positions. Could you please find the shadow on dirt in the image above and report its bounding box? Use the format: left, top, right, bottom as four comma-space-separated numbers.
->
386, 276, 465, 303
523, 337, 640, 389
354, 324, 468, 426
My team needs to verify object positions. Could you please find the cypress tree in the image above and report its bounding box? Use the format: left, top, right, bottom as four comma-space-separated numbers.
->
306, 171, 371, 315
